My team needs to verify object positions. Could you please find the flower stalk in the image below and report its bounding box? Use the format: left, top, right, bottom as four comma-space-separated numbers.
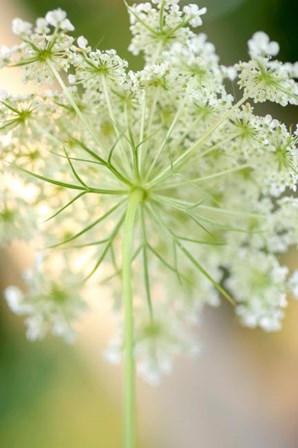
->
122, 188, 145, 448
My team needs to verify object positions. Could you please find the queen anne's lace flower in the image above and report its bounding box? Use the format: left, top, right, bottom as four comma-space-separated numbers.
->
70, 48, 128, 90
238, 33, 298, 106
0, 175, 37, 244
5, 255, 86, 342
3, 10, 75, 84
105, 307, 200, 384
127, 1, 205, 60
0, 197, 36, 244
226, 250, 288, 331
1, 1, 298, 381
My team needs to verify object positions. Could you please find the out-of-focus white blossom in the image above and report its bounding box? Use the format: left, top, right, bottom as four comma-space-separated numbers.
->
77, 36, 88, 49
105, 308, 200, 384
226, 250, 288, 331
248, 32, 279, 58
4, 257, 86, 342
183, 4, 207, 27
0, 179, 37, 244
12, 18, 32, 36
45, 9, 74, 31
288, 270, 298, 298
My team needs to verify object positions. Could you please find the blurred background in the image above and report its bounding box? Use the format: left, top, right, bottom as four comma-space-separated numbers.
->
1, 0, 298, 447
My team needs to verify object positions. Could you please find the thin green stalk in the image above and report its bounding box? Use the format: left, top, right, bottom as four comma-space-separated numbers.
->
140, 206, 154, 321
147, 203, 235, 305
146, 99, 186, 180
48, 61, 106, 151
139, 91, 146, 148
122, 188, 144, 448
140, 91, 159, 176
14, 164, 127, 195
155, 164, 251, 190
36, 123, 132, 187
125, 103, 141, 182
102, 76, 133, 177
149, 96, 248, 186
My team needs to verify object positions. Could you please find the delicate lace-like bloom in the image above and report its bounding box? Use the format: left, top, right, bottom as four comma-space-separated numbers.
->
0, 198, 36, 244
127, 1, 205, 60
45, 9, 74, 31
0, 93, 41, 138
70, 48, 128, 90
0, 175, 37, 244
12, 18, 32, 36
226, 250, 288, 331
134, 309, 200, 384
4, 256, 86, 342
105, 308, 200, 384
183, 4, 207, 27
248, 32, 279, 58
3, 10, 75, 84
1, 1, 298, 382
238, 33, 298, 106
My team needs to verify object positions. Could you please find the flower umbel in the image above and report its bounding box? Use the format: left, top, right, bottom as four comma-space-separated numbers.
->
1, 2, 298, 441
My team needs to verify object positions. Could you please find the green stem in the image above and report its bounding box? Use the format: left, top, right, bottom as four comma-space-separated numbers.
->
48, 61, 106, 151
148, 96, 248, 187
122, 188, 144, 448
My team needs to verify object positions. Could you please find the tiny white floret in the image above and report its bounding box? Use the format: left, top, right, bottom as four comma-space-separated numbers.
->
248, 31, 279, 58
77, 36, 88, 49
12, 18, 32, 35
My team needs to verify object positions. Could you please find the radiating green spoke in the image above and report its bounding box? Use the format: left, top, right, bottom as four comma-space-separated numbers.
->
42, 191, 87, 223
147, 203, 235, 305
84, 213, 125, 282
47, 199, 127, 249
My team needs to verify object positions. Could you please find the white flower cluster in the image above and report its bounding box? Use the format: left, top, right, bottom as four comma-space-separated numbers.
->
226, 250, 288, 331
1, 1, 298, 382
1, 9, 75, 84
127, 0, 206, 60
248, 31, 279, 58
238, 32, 298, 106
70, 47, 128, 91
106, 307, 200, 384
0, 174, 37, 243
4, 254, 86, 342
